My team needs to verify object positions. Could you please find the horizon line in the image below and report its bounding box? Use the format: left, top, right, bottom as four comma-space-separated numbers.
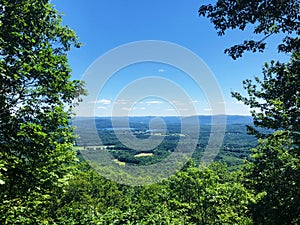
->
74, 114, 252, 118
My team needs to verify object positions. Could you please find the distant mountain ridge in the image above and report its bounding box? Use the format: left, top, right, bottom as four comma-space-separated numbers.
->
73, 115, 253, 129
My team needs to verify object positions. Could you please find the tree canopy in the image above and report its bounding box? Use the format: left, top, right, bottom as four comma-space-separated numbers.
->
199, 0, 300, 59
0, 0, 84, 223
200, 0, 300, 224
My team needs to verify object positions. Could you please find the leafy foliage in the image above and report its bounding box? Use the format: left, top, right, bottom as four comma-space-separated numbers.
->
167, 163, 255, 224
199, 0, 300, 59
199, 0, 300, 224
245, 131, 300, 225
0, 0, 84, 223
42, 162, 255, 224
232, 53, 300, 137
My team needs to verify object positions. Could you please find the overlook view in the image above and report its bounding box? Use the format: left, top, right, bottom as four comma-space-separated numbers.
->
1, 0, 299, 224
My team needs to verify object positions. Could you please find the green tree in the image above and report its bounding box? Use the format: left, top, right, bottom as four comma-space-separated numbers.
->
199, 0, 299, 59
245, 131, 300, 224
0, 0, 84, 223
233, 55, 300, 223
49, 162, 124, 224
166, 163, 255, 224
199, 0, 300, 224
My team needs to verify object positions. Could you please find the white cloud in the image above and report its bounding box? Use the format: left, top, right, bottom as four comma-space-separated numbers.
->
145, 100, 164, 104
90, 99, 111, 105
97, 106, 107, 110
158, 69, 165, 73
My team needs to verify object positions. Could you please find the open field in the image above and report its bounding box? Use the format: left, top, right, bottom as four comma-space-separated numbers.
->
134, 153, 154, 157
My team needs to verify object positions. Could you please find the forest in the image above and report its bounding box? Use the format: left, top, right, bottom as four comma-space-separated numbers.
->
1, 0, 299, 224
74, 116, 257, 169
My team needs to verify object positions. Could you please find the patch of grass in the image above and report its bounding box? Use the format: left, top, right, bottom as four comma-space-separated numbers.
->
112, 159, 126, 166
134, 153, 154, 157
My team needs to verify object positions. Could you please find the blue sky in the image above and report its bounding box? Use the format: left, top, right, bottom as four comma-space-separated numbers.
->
53, 0, 289, 116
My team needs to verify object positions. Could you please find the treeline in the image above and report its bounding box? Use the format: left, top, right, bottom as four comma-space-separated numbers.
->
1, 155, 299, 224
0, 161, 256, 224
77, 124, 257, 168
